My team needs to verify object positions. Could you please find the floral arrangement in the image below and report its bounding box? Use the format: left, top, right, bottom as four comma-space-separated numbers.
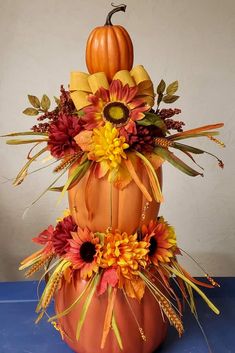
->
2, 4, 225, 352
20, 211, 219, 348
4, 66, 224, 204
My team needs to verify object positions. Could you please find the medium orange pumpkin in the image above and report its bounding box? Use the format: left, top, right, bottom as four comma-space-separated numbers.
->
68, 162, 162, 234
86, 4, 134, 82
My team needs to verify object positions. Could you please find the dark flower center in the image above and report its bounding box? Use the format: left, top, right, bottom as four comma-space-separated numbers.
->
103, 102, 130, 127
149, 237, 158, 256
80, 241, 96, 263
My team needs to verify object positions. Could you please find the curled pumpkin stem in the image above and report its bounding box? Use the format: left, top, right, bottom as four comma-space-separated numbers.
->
105, 3, 127, 25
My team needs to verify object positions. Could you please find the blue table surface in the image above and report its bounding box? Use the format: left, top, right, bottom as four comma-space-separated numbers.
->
0, 278, 234, 353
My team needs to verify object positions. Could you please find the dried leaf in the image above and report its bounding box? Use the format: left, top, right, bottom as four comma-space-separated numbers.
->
157, 93, 163, 106
157, 79, 166, 94
154, 146, 203, 177
166, 81, 178, 95
163, 95, 180, 104
54, 96, 60, 106
6, 138, 48, 145
23, 108, 39, 116
41, 94, 51, 111
124, 278, 145, 301
28, 95, 40, 108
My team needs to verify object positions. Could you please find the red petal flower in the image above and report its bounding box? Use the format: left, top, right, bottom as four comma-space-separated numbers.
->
52, 215, 77, 256
48, 114, 82, 158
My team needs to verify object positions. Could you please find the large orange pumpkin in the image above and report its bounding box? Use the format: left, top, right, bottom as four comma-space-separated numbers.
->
86, 4, 134, 82
54, 162, 166, 353
55, 273, 167, 353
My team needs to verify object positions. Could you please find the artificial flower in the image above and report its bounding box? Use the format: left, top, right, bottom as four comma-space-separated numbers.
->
66, 227, 101, 279
75, 122, 129, 179
142, 218, 177, 266
48, 113, 82, 158
101, 230, 149, 282
32, 225, 54, 253
52, 215, 77, 256
82, 79, 150, 133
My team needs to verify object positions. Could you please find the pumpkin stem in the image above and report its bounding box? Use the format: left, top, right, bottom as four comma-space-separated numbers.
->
105, 3, 127, 26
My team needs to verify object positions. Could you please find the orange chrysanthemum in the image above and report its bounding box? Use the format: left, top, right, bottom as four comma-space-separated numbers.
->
142, 217, 177, 266
82, 80, 150, 133
101, 230, 149, 281
66, 227, 101, 279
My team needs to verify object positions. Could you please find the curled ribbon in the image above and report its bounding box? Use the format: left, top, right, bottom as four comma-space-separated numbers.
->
70, 65, 155, 111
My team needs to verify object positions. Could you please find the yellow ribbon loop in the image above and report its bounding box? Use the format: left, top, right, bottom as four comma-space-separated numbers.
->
70, 65, 154, 111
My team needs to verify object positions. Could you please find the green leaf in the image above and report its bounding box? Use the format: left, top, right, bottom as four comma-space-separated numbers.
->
112, 314, 123, 350
28, 95, 40, 108
166, 81, 178, 95
172, 142, 205, 154
137, 113, 167, 133
76, 274, 100, 340
77, 110, 85, 117
48, 276, 94, 322
23, 108, 39, 116
157, 79, 166, 94
49, 186, 64, 192
163, 95, 180, 104
41, 94, 51, 111
154, 146, 203, 177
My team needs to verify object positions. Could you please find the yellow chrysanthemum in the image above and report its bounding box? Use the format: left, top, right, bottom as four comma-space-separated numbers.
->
89, 122, 129, 171
101, 230, 149, 281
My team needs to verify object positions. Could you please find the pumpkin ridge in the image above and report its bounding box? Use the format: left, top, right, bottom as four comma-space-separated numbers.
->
118, 26, 134, 69
86, 29, 96, 74
109, 26, 121, 78
114, 26, 128, 70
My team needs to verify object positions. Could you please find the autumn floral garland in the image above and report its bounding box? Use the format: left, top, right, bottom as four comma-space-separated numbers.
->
20, 211, 220, 348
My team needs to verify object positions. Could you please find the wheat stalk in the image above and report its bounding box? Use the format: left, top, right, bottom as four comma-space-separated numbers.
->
53, 153, 81, 173
41, 271, 63, 310
25, 253, 53, 278
158, 295, 184, 336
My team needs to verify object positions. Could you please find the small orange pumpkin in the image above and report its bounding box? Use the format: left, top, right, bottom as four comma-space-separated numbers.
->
86, 4, 134, 82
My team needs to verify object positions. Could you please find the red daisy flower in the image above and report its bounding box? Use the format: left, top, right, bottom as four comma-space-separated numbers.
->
48, 114, 82, 158
52, 215, 77, 257
82, 80, 150, 134
66, 227, 101, 279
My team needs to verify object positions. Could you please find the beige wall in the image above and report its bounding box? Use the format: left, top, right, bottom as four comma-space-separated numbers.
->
0, 0, 234, 280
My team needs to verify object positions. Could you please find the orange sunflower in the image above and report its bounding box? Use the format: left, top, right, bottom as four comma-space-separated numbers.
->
82, 80, 150, 133
142, 218, 177, 266
66, 227, 101, 279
